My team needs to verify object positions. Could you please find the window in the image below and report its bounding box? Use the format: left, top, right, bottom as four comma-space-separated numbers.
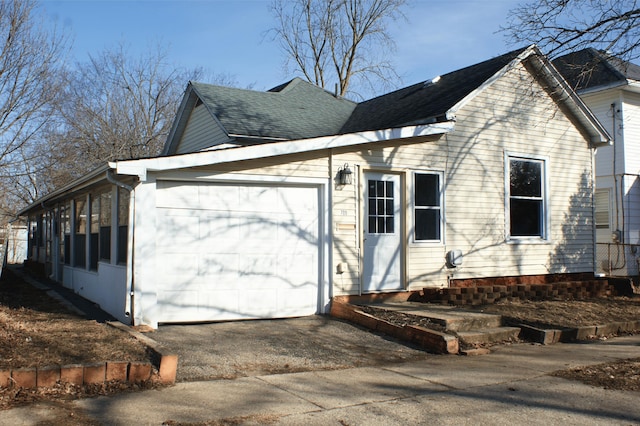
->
89, 194, 100, 270
60, 203, 70, 265
414, 172, 442, 242
74, 197, 87, 267
508, 156, 546, 239
99, 191, 112, 261
367, 180, 395, 234
595, 189, 610, 229
117, 187, 129, 264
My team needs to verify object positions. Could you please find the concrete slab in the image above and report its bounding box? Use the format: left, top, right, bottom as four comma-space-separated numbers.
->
259, 366, 450, 409
384, 355, 545, 389
74, 377, 319, 425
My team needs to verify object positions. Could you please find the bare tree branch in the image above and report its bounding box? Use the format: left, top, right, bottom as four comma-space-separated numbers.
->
504, 0, 640, 61
269, 0, 406, 98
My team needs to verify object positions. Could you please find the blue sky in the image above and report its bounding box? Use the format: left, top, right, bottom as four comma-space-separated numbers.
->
40, 0, 518, 95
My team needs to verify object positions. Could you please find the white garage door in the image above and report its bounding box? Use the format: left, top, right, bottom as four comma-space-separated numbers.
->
155, 180, 321, 323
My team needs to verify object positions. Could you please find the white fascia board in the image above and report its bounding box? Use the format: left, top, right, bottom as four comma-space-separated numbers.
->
447, 45, 539, 118
111, 122, 455, 178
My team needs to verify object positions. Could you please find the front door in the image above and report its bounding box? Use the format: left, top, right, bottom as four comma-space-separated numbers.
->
363, 173, 402, 292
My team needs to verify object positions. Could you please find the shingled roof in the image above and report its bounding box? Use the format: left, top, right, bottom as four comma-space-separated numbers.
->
190, 78, 356, 140
186, 47, 532, 143
553, 48, 640, 92
340, 47, 529, 134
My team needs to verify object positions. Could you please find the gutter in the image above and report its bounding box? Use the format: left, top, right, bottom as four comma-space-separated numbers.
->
106, 170, 136, 325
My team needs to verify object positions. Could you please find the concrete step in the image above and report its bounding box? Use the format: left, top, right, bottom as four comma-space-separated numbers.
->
456, 326, 521, 346
368, 302, 502, 332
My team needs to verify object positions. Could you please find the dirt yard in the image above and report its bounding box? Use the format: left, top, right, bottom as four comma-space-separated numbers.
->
0, 268, 159, 409
0, 267, 638, 413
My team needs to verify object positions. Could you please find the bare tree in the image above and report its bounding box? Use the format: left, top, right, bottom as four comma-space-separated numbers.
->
55, 43, 200, 170
0, 0, 67, 222
269, 0, 406, 98
504, 0, 640, 61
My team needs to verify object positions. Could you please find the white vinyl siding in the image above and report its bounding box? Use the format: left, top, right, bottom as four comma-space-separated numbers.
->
621, 91, 640, 174
175, 103, 233, 154
330, 61, 595, 294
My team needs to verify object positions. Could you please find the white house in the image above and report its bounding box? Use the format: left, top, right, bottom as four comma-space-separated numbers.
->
555, 49, 640, 277
20, 45, 609, 328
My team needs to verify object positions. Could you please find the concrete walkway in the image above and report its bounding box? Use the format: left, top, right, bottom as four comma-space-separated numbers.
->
3, 334, 640, 425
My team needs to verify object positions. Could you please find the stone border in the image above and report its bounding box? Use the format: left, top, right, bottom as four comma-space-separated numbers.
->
0, 361, 157, 389
419, 280, 612, 306
330, 299, 459, 354
107, 321, 178, 384
518, 320, 640, 344
0, 267, 178, 390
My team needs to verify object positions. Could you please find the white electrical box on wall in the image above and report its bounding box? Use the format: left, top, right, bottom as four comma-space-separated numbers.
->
446, 250, 463, 268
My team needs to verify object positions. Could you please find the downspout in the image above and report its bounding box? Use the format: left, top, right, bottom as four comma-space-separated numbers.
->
106, 170, 136, 325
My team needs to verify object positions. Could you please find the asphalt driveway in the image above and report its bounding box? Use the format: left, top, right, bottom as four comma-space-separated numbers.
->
150, 315, 433, 382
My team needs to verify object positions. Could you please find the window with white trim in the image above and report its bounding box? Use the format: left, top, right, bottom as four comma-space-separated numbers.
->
595, 189, 611, 230
508, 156, 546, 239
413, 172, 443, 242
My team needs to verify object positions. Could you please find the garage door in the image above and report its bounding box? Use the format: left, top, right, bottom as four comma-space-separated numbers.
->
155, 180, 321, 323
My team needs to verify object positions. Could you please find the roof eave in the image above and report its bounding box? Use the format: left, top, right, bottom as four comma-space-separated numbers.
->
112, 122, 455, 179
17, 164, 113, 217
532, 52, 612, 147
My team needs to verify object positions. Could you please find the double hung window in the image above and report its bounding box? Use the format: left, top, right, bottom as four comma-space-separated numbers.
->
508, 156, 546, 239
413, 172, 443, 242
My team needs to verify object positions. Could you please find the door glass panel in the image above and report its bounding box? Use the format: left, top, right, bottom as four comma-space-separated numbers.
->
368, 179, 395, 234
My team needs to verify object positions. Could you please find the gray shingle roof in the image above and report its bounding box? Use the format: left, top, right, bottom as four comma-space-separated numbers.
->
189, 46, 532, 141
553, 48, 640, 91
339, 47, 529, 134
190, 78, 357, 140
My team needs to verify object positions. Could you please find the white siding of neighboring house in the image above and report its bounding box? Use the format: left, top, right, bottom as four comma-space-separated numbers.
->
621, 91, 640, 173
581, 88, 640, 275
328, 62, 597, 295
175, 103, 233, 154
582, 90, 621, 179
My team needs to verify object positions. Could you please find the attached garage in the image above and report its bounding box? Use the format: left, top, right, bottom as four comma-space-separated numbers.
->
154, 180, 323, 323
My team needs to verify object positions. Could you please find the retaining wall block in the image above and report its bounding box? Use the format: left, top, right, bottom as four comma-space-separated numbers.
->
158, 354, 178, 384
61, 364, 84, 385
83, 363, 106, 384
128, 362, 152, 383
0, 370, 10, 388
106, 361, 129, 382
37, 366, 61, 388
12, 368, 36, 388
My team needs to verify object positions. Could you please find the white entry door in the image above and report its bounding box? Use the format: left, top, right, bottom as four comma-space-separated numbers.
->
363, 173, 402, 292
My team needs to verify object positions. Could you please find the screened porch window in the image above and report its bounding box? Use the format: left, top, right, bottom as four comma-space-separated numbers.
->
117, 187, 129, 264
74, 197, 87, 267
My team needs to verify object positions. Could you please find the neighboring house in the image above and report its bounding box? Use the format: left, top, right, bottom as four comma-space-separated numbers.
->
20, 45, 609, 328
554, 49, 640, 277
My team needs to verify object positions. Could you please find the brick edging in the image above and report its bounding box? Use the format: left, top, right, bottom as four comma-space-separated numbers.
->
0, 322, 178, 391
330, 299, 458, 354
0, 360, 157, 389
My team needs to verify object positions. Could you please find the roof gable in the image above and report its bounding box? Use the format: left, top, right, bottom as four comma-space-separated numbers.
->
191, 78, 357, 141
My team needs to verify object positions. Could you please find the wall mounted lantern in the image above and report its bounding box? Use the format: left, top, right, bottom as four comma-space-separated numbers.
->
338, 163, 353, 185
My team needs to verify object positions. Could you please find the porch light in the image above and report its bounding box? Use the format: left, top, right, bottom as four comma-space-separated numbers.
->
338, 163, 353, 185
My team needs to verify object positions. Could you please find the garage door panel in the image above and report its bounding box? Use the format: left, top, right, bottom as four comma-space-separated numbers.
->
157, 181, 200, 209
155, 181, 321, 323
